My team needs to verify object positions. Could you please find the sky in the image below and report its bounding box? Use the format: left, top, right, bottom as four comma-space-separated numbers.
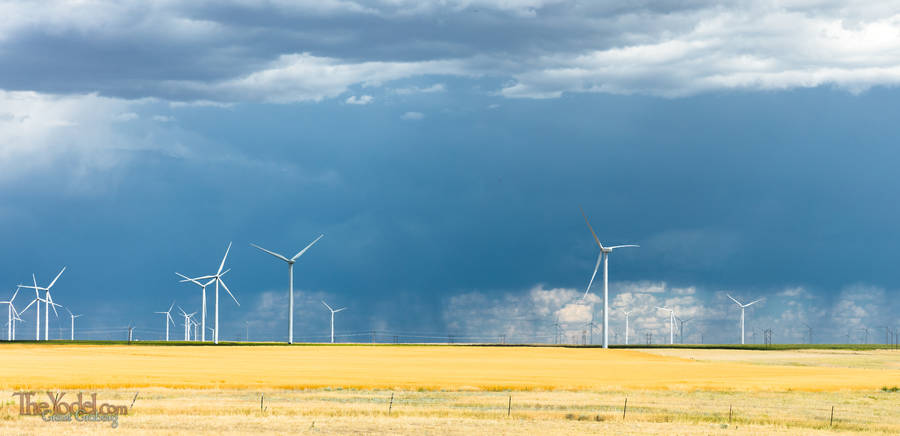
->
1, 0, 899, 344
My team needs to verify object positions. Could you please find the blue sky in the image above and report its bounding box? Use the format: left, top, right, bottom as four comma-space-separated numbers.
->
1, 1, 898, 344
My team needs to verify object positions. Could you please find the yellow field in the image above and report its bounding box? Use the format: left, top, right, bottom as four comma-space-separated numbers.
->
2, 345, 899, 434
0, 344, 898, 391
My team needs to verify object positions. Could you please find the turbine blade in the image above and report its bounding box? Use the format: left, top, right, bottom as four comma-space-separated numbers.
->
608, 245, 639, 250
746, 299, 763, 307
335, 307, 347, 313
47, 267, 66, 289
168, 301, 175, 313
321, 300, 332, 311
580, 207, 604, 250
10, 287, 19, 302
219, 279, 239, 306
291, 234, 324, 261
250, 243, 290, 263
218, 242, 232, 275
176, 272, 205, 287
21, 299, 35, 313
46, 293, 59, 317
581, 253, 602, 300
726, 294, 741, 306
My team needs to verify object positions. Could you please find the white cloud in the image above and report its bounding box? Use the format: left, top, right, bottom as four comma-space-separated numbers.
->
152, 115, 174, 122
393, 83, 446, 94
113, 112, 138, 122
345, 95, 374, 105
182, 53, 466, 104
400, 111, 425, 120
501, 8, 900, 98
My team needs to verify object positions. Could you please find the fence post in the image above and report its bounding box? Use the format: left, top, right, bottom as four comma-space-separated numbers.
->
830, 406, 834, 426
728, 405, 732, 423
508, 395, 511, 417
623, 397, 627, 420
389, 392, 394, 415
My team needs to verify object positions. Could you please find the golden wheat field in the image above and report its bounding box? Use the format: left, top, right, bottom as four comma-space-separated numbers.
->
0, 344, 898, 435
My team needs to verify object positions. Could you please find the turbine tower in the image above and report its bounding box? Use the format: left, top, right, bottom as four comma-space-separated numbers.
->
580, 208, 638, 349
321, 300, 347, 344
727, 294, 762, 345
154, 302, 176, 341
251, 234, 324, 344
176, 273, 218, 342
657, 307, 675, 345
64, 308, 82, 341
186, 243, 239, 344
623, 310, 632, 345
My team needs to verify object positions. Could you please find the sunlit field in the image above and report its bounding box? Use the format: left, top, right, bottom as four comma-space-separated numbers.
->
1, 344, 898, 434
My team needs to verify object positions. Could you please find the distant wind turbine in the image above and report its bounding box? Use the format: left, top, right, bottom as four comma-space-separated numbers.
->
727, 294, 762, 345
184, 243, 239, 344
64, 307, 82, 341
623, 310, 633, 346
154, 302, 176, 341
251, 234, 324, 344
580, 208, 638, 349
320, 300, 347, 344
177, 307, 195, 341
656, 307, 675, 345
1, 288, 21, 341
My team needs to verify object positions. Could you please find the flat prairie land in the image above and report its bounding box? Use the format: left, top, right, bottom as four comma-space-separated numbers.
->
0, 344, 898, 435
0, 344, 897, 391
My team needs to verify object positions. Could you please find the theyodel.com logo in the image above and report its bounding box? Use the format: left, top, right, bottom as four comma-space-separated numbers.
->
13, 391, 128, 428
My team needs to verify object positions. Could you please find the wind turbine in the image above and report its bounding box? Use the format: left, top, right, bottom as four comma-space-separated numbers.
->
18, 268, 66, 341
64, 308, 82, 341
251, 234, 324, 344
802, 323, 813, 344
185, 243, 239, 344
154, 302, 176, 341
727, 294, 762, 345
676, 316, 691, 344
177, 307, 195, 341
585, 311, 598, 345
656, 307, 675, 345
176, 273, 218, 342
623, 310, 633, 346
580, 208, 638, 349
320, 300, 347, 344
1, 288, 21, 341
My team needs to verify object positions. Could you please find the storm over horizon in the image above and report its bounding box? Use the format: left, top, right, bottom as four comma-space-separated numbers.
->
1, 1, 899, 344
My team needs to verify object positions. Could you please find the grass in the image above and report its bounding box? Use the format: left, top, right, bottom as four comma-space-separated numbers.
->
2, 388, 898, 435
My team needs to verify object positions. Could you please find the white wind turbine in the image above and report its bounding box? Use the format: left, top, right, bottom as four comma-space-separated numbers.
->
727, 294, 762, 345
18, 268, 66, 341
656, 307, 675, 345
176, 273, 219, 342
185, 243, 239, 344
177, 307, 195, 341
623, 310, 633, 346
154, 302, 176, 341
251, 234, 324, 344
64, 307, 82, 341
1, 288, 21, 341
321, 300, 347, 344
580, 209, 639, 349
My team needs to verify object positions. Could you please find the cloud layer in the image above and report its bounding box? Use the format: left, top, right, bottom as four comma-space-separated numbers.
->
2, 1, 900, 102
